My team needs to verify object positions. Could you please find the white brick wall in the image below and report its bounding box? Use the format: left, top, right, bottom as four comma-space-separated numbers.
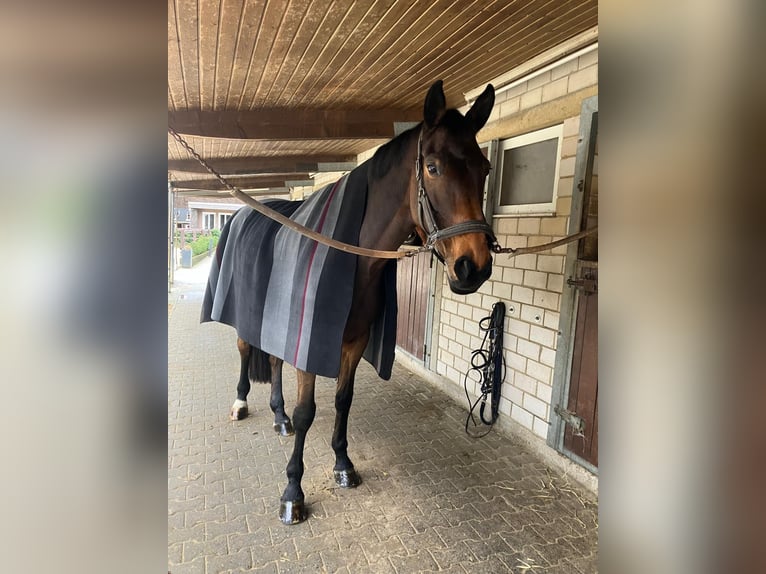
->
434, 48, 597, 438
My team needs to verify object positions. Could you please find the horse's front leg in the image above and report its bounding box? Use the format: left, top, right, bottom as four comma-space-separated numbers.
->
279, 369, 316, 525
268, 356, 294, 436
331, 334, 369, 488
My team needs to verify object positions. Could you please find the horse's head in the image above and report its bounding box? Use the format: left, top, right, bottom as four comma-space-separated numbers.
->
412, 80, 496, 295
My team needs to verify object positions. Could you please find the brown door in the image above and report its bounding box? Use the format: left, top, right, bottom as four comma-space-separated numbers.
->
563, 264, 598, 466
395, 251, 431, 360
562, 109, 598, 467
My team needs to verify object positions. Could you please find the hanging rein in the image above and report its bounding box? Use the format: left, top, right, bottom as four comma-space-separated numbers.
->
168, 126, 597, 259
464, 301, 506, 438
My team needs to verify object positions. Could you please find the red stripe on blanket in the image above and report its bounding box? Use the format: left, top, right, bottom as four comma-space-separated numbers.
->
293, 178, 343, 365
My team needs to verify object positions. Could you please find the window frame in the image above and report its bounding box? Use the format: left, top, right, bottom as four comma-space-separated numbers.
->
494, 124, 564, 216
202, 212, 216, 230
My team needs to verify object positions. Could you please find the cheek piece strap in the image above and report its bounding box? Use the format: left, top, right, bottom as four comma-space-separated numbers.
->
414, 129, 497, 264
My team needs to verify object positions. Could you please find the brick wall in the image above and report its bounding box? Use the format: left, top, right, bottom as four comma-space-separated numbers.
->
434, 48, 598, 440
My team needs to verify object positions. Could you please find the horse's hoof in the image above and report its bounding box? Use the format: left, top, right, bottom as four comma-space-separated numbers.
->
334, 469, 362, 488
273, 421, 294, 436
230, 406, 248, 421
279, 499, 308, 525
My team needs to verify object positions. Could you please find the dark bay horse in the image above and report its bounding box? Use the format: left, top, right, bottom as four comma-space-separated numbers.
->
214, 80, 495, 524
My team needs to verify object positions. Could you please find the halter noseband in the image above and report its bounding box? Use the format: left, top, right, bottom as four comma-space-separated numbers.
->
414, 129, 497, 261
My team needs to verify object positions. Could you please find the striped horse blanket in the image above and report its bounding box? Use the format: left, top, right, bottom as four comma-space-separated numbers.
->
201, 165, 397, 380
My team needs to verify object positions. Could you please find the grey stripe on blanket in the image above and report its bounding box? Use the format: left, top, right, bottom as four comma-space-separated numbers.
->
201, 164, 397, 380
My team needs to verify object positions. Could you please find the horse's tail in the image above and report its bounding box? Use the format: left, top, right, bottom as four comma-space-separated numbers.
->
248, 346, 272, 383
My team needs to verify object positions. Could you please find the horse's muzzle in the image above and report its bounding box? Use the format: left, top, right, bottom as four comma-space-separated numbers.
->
448, 256, 492, 294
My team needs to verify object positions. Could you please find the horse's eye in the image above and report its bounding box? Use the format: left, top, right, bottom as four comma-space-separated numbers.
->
426, 163, 439, 176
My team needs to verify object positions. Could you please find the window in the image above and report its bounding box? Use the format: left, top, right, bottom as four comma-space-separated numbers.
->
202, 212, 215, 229
219, 213, 231, 229
495, 124, 563, 215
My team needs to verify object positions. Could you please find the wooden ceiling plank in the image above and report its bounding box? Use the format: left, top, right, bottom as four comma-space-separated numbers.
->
172, 175, 313, 190
283, 0, 379, 108
175, 0, 201, 109
370, 0, 567, 108
394, 0, 589, 106
345, 0, 500, 108
169, 108, 421, 139
174, 171, 314, 181
268, 0, 349, 106
301, 0, 405, 108
169, 156, 357, 174
442, 5, 597, 97
168, 0, 187, 111
168, 130, 387, 160
462, 24, 597, 101
174, 188, 290, 197
310, 0, 455, 109
260, 0, 323, 105
275, 0, 356, 107
219, 0, 265, 110
251, 0, 311, 106
239, 0, 291, 110
198, 0, 222, 110
341, 0, 490, 107
211, 0, 242, 110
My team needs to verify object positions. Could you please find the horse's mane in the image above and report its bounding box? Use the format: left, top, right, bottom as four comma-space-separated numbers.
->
368, 122, 422, 181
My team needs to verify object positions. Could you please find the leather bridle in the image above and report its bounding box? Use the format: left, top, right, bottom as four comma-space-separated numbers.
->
414, 129, 497, 262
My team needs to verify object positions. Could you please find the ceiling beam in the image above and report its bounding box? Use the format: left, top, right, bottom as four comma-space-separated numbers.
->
174, 189, 290, 198
168, 156, 357, 175
171, 175, 313, 191
169, 109, 422, 140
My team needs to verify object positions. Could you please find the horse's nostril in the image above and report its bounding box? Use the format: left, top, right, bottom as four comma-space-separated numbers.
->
454, 256, 476, 282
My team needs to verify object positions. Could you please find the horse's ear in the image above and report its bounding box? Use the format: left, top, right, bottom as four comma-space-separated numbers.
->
424, 80, 446, 127
465, 84, 495, 133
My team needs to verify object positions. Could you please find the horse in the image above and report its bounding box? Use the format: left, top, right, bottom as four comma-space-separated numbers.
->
203, 80, 496, 524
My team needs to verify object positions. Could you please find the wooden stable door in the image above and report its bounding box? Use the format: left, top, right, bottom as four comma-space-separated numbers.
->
395, 251, 431, 360
551, 97, 598, 471
563, 264, 598, 466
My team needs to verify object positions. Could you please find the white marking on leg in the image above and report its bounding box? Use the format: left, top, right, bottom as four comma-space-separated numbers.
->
233, 399, 248, 409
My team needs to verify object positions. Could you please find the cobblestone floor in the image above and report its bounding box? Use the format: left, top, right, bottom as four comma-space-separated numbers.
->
168, 265, 598, 573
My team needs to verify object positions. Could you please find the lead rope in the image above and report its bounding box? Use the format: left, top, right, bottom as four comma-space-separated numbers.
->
464, 302, 506, 438
168, 126, 597, 258
168, 126, 427, 260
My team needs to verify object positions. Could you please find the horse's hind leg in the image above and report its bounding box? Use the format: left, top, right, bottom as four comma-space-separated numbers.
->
279, 369, 316, 525
268, 356, 294, 436
230, 337, 251, 421
331, 334, 369, 488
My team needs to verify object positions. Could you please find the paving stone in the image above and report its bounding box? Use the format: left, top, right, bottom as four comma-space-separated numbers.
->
168, 542, 183, 565
562, 533, 597, 557
389, 549, 439, 573
206, 516, 247, 541
428, 542, 477, 570
466, 554, 511, 573
206, 549, 252, 572
168, 523, 205, 546
228, 531, 265, 555
183, 535, 227, 563
565, 553, 599, 574
245, 561, 279, 574
168, 277, 598, 573
167, 556, 205, 574
275, 551, 325, 573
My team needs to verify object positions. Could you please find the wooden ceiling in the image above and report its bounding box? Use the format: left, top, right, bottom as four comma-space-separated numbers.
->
168, 0, 597, 197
